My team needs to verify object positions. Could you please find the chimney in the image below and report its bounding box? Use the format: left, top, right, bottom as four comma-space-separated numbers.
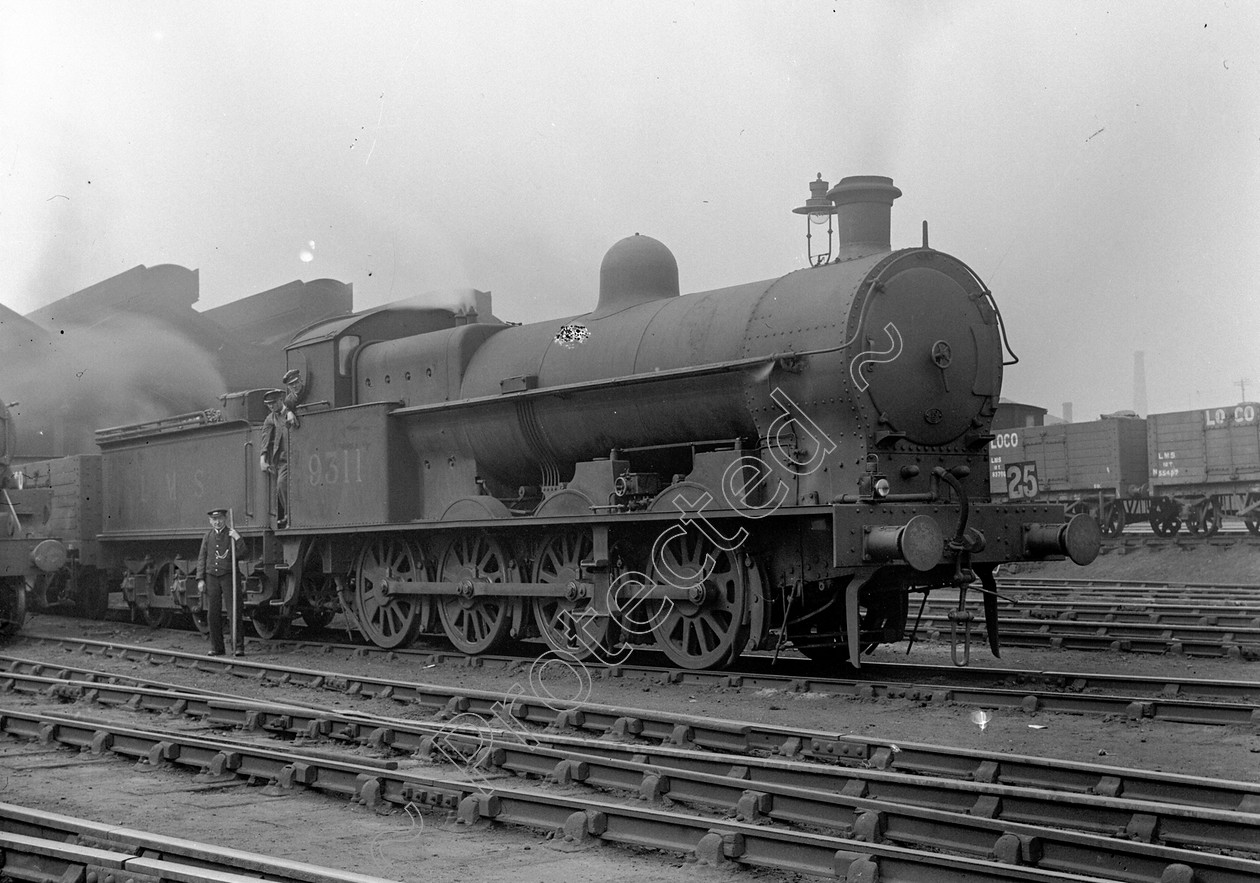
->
1062, 402, 1073, 423
825, 175, 902, 260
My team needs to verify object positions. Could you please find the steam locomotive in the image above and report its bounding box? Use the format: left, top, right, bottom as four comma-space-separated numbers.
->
43, 175, 1101, 667
0, 401, 69, 636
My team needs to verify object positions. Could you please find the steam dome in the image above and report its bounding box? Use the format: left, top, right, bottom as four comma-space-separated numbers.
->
594, 234, 679, 315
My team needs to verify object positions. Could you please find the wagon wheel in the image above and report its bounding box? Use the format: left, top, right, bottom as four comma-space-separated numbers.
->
437, 534, 515, 655
1245, 500, 1260, 535
251, 606, 290, 640
353, 536, 427, 649
646, 527, 749, 670
1186, 510, 1201, 535
1148, 498, 1180, 537
531, 530, 611, 660
1196, 500, 1221, 538
1099, 503, 1125, 539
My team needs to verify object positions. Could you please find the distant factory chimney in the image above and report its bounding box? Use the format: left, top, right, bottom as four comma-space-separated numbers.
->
1062, 402, 1073, 423
1134, 351, 1148, 416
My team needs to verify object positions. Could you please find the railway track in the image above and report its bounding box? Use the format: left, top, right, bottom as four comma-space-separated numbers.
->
12, 628, 1260, 727
0, 800, 397, 883
0, 647, 1257, 881
914, 577, 1260, 657
997, 576, 1260, 598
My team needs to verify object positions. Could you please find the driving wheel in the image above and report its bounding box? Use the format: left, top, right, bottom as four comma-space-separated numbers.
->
646, 526, 749, 669
531, 530, 611, 660
437, 534, 515, 655
353, 536, 427, 649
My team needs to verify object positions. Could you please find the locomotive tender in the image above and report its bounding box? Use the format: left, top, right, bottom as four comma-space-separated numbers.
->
94, 174, 1098, 668
0, 401, 69, 636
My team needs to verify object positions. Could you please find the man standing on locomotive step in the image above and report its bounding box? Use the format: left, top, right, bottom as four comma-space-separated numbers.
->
196, 508, 246, 656
260, 388, 293, 528
260, 371, 305, 527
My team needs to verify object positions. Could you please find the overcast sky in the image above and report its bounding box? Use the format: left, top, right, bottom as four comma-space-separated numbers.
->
2, 1, 1257, 421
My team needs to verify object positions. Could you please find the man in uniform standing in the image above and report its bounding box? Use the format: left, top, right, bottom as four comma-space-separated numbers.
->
196, 508, 246, 656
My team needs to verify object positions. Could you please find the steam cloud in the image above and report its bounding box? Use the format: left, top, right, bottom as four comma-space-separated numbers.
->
4, 316, 227, 458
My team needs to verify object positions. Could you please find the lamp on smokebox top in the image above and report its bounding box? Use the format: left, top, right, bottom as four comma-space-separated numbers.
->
793, 173, 838, 266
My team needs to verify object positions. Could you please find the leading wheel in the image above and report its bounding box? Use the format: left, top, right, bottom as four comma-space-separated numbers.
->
531, 531, 611, 660
354, 536, 427, 649
646, 527, 749, 670
437, 534, 515, 655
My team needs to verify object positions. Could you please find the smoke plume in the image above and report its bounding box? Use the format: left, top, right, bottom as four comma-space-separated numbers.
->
4, 316, 226, 458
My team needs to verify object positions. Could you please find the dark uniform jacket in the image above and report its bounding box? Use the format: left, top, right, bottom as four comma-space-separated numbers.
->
261, 411, 287, 470
196, 527, 246, 580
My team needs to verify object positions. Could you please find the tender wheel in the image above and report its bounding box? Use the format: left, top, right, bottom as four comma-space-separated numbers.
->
140, 563, 175, 628
141, 606, 172, 628
251, 606, 290, 640
1100, 503, 1125, 538
646, 527, 749, 670
189, 610, 210, 635
354, 536, 427, 649
531, 531, 611, 660
437, 534, 515, 655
